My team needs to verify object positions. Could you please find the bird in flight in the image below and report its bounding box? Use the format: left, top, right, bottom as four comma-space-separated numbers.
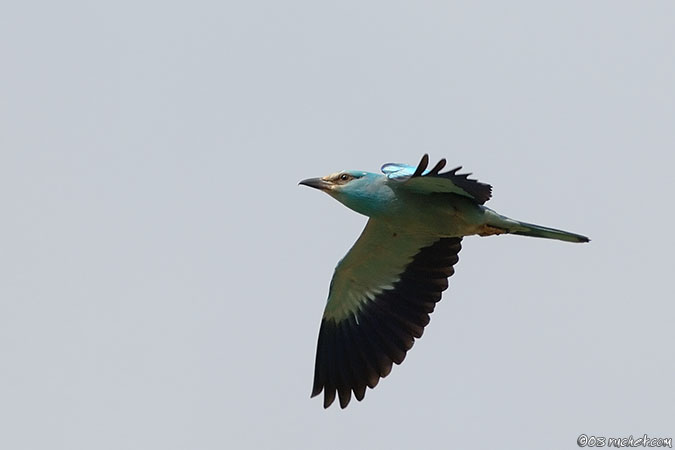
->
300, 155, 589, 408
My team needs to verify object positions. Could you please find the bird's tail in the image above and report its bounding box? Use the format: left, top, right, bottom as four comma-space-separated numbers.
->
508, 220, 589, 243
483, 209, 590, 243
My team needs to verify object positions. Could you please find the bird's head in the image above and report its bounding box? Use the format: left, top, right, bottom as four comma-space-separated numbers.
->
299, 170, 390, 217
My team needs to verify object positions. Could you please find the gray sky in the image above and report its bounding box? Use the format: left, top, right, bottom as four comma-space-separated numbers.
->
1, 1, 674, 449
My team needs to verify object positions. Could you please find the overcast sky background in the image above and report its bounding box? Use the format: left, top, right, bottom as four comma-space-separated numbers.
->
1, 1, 674, 449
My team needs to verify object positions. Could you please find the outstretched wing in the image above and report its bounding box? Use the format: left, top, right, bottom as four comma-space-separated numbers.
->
312, 219, 462, 408
382, 154, 492, 204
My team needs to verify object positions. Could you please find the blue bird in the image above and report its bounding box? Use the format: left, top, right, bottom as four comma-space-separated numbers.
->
300, 155, 589, 408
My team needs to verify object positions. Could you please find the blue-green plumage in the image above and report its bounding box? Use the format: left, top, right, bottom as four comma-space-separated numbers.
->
300, 154, 589, 409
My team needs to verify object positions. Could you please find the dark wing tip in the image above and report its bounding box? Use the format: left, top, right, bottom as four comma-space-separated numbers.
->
323, 389, 336, 408
442, 166, 493, 204
412, 154, 429, 177
429, 158, 447, 175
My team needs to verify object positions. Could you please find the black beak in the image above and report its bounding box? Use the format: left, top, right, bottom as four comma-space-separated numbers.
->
299, 177, 331, 191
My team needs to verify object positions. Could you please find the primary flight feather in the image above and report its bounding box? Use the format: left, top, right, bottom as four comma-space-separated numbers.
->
300, 155, 589, 409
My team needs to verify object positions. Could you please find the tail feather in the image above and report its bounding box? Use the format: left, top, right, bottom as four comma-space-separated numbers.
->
509, 221, 590, 243
482, 208, 590, 243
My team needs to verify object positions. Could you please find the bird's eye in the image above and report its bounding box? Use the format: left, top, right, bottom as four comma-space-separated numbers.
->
340, 174, 350, 181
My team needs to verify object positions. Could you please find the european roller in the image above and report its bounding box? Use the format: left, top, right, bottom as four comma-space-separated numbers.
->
300, 155, 589, 409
